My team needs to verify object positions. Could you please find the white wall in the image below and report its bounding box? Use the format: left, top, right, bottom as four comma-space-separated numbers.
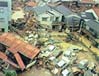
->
49, 9, 63, 22
94, 0, 99, 4
37, 13, 53, 26
3, 0, 12, 21
0, 0, 11, 32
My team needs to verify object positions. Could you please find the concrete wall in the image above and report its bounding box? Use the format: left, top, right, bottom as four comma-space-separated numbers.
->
0, 0, 11, 32
3, 0, 12, 21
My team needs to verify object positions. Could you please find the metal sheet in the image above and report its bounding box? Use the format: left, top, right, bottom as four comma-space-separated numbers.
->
14, 53, 25, 70
0, 33, 40, 59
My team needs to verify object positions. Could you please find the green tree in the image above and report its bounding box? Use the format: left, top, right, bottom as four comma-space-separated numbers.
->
4, 70, 17, 76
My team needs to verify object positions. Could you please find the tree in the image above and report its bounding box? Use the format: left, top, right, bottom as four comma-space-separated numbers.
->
4, 70, 17, 76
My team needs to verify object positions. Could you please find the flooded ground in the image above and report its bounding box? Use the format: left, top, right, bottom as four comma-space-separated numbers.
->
0, 67, 53, 76
18, 67, 53, 76
0, 72, 4, 76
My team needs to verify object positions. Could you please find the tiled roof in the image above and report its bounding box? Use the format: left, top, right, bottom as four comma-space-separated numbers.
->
92, 7, 99, 17
0, 51, 7, 59
0, 33, 40, 59
0, 51, 19, 68
0, 33, 40, 70
26, 1, 37, 7
14, 53, 25, 70
81, 0, 94, 3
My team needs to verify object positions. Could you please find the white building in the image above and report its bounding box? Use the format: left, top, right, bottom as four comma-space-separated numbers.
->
32, 5, 63, 28
0, 0, 11, 32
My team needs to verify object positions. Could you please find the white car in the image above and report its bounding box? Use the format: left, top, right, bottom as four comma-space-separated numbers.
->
57, 60, 66, 68
61, 69, 70, 76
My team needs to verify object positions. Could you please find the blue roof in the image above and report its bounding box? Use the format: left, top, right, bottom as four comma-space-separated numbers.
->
53, 5, 73, 16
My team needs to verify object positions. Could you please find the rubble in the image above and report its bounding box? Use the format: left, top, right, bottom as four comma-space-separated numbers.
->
0, 0, 99, 76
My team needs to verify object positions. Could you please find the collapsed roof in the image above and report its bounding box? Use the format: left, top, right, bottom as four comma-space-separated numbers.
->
0, 33, 40, 70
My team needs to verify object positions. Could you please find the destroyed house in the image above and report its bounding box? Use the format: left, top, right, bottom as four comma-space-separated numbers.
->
0, 33, 40, 70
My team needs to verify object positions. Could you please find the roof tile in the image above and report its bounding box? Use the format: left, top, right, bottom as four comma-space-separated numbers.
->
92, 7, 99, 17
0, 33, 40, 59
26, 1, 37, 7
81, 0, 94, 3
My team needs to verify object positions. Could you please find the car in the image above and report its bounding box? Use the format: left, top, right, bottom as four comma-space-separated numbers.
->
61, 69, 70, 76
57, 60, 66, 68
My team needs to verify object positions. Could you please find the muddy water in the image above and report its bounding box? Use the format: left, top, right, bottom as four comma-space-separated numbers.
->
18, 67, 53, 76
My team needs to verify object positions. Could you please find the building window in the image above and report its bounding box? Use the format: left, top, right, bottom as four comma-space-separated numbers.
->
55, 17, 59, 22
0, 18, 4, 22
42, 17, 48, 21
0, 1, 8, 7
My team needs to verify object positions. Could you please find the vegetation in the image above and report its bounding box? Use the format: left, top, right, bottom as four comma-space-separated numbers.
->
4, 70, 17, 76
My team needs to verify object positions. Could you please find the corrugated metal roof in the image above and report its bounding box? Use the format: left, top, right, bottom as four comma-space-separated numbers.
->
0, 51, 19, 68
14, 53, 25, 70
0, 51, 7, 59
0, 33, 40, 59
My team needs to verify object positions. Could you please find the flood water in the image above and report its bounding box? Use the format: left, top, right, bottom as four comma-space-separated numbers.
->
18, 67, 53, 76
